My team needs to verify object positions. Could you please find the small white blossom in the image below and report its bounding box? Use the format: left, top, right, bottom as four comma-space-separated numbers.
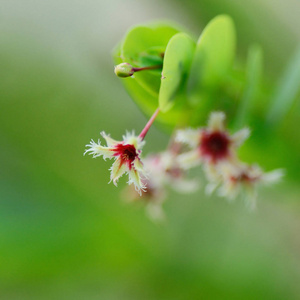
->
84, 131, 147, 195
144, 151, 199, 193
176, 112, 250, 170
213, 162, 284, 209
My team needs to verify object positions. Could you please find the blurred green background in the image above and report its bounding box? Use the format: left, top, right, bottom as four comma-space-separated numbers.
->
1, 0, 300, 299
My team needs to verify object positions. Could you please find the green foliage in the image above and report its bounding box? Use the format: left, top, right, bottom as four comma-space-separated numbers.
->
235, 45, 263, 128
113, 45, 192, 127
159, 33, 195, 112
114, 16, 241, 127
121, 24, 179, 96
113, 15, 300, 144
187, 15, 236, 104
267, 46, 300, 125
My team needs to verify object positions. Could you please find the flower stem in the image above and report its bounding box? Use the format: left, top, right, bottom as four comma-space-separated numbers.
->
132, 64, 163, 73
139, 108, 160, 140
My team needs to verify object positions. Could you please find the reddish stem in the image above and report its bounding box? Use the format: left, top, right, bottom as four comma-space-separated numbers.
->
139, 108, 160, 140
132, 64, 163, 72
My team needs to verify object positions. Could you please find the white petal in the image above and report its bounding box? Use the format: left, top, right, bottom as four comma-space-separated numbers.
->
127, 168, 146, 195
100, 131, 119, 147
133, 158, 148, 181
247, 164, 263, 179
218, 180, 239, 201
261, 169, 284, 185
203, 163, 221, 182
123, 130, 136, 141
84, 139, 114, 160
177, 150, 201, 169
208, 112, 226, 131
109, 158, 127, 186
175, 128, 201, 147
159, 151, 174, 169
133, 158, 144, 172
231, 128, 251, 147
217, 160, 245, 180
123, 130, 145, 150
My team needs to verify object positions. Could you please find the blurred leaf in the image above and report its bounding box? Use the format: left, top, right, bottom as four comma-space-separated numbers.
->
187, 15, 236, 105
121, 24, 179, 96
159, 33, 196, 112
267, 46, 300, 125
235, 45, 263, 128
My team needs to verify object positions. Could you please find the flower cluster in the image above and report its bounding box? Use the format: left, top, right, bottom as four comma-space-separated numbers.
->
175, 112, 283, 208
85, 110, 283, 219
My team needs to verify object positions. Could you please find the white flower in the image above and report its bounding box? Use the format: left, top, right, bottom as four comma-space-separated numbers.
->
84, 131, 147, 195
176, 112, 250, 169
213, 162, 284, 209
143, 151, 199, 194
176, 111, 250, 189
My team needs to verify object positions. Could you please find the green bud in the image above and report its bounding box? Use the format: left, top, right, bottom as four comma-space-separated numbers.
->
114, 63, 134, 78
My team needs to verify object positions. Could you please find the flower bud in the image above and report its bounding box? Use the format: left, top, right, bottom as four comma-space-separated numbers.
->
114, 63, 134, 77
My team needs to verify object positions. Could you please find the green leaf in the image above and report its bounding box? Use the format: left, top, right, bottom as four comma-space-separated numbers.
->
121, 25, 179, 60
121, 24, 179, 97
235, 45, 263, 128
113, 44, 191, 127
159, 33, 196, 112
187, 15, 236, 105
267, 46, 300, 125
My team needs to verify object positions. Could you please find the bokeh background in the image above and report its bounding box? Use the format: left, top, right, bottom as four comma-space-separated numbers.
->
1, 0, 300, 299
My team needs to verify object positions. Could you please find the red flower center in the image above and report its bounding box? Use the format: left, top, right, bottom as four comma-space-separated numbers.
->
200, 131, 230, 162
113, 143, 137, 169
122, 144, 137, 161
230, 172, 259, 184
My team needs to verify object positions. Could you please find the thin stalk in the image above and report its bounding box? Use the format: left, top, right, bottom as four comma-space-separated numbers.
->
139, 108, 160, 140
132, 64, 163, 73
